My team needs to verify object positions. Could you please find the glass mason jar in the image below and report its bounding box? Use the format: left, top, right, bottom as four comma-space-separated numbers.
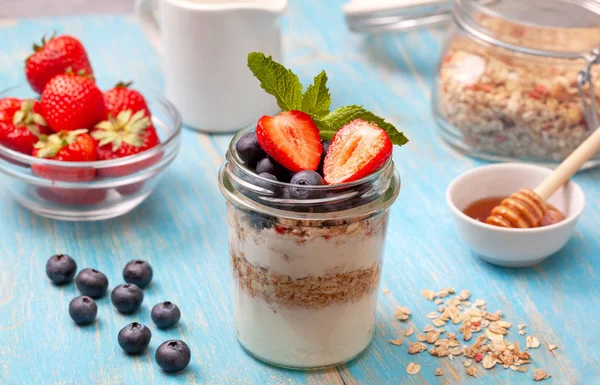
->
218, 127, 401, 369
345, 0, 600, 168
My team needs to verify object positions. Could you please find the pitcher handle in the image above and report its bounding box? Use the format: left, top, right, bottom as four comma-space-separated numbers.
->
135, 0, 161, 54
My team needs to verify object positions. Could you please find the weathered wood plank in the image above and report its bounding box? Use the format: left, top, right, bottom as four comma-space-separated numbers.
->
0, 1, 599, 384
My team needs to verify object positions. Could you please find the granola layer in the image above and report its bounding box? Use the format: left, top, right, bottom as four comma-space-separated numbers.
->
437, 38, 600, 161
232, 252, 380, 310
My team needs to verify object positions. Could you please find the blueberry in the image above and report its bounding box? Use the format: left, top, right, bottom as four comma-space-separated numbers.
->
111, 284, 144, 314
317, 141, 330, 173
69, 296, 97, 325
256, 157, 285, 179
235, 131, 265, 165
75, 268, 109, 298
156, 340, 191, 373
122, 260, 153, 288
118, 322, 152, 354
288, 170, 326, 199
151, 301, 181, 329
46, 254, 77, 284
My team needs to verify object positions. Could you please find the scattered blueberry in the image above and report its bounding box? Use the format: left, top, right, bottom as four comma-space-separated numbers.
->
151, 301, 181, 329
111, 284, 144, 314
288, 170, 326, 199
75, 268, 109, 298
69, 296, 97, 325
118, 322, 152, 354
235, 131, 265, 165
156, 340, 191, 372
122, 260, 153, 288
46, 254, 77, 284
256, 157, 285, 179
317, 141, 330, 173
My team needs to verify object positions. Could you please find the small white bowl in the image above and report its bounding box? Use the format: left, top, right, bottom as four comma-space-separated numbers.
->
446, 163, 586, 267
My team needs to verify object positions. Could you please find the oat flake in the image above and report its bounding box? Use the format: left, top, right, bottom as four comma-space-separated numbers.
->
526, 336, 541, 349
548, 344, 558, 351
408, 342, 428, 354
389, 338, 403, 346
406, 362, 421, 375
421, 289, 437, 301
405, 327, 414, 337
435, 368, 443, 376
533, 369, 551, 381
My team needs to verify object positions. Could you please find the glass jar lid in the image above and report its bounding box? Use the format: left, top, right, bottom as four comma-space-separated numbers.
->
345, 0, 600, 56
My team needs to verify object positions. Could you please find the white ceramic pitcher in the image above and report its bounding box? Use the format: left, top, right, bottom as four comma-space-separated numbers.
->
135, 0, 286, 133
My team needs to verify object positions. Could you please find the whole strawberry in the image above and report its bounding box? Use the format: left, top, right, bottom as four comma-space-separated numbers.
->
32, 129, 105, 204
40, 73, 105, 132
0, 98, 50, 154
25, 34, 93, 94
92, 109, 160, 195
103, 82, 151, 118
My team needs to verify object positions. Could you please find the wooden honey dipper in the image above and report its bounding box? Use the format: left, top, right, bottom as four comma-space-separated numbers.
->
486, 126, 600, 228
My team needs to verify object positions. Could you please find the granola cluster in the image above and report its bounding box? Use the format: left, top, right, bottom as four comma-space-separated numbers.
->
437, 38, 600, 161
231, 251, 381, 310
388, 287, 556, 382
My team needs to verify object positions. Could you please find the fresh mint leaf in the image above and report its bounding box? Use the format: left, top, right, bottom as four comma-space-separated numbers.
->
315, 105, 409, 146
301, 70, 331, 118
247, 52, 303, 111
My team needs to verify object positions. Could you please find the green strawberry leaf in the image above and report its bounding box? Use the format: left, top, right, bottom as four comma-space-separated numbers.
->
315, 105, 409, 146
247, 52, 303, 111
301, 70, 331, 119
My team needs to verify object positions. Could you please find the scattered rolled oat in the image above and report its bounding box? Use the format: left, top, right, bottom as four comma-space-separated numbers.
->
387, 287, 556, 381
526, 336, 541, 349
433, 318, 447, 327
406, 362, 421, 375
421, 289, 437, 301
466, 367, 477, 377
395, 307, 410, 321
482, 354, 496, 369
519, 330, 526, 336
533, 369, 551, 381
389, 338, 403, 346
382, 288, 390, 294
408, 342, 428, 354
425, 330, 441, 344
435, 368, 444, 376
458, 289, 470, 301
548, 344, 558, 351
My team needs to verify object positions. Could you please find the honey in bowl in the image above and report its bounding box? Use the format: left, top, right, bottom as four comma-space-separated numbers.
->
463, 197, 566, 227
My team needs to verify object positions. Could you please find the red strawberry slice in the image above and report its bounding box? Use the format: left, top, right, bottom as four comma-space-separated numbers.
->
323, 119, 393, 184
256, 110, 322, 172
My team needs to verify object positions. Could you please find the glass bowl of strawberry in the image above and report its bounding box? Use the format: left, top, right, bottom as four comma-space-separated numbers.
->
0, 79, 181, 221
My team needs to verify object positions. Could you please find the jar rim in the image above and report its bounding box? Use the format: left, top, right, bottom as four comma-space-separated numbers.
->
454, 0, 600, 59
218, 125, 402, 221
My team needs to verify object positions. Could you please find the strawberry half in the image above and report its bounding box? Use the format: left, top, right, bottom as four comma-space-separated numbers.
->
256, 110, 322, 172
323, 119, 393, 184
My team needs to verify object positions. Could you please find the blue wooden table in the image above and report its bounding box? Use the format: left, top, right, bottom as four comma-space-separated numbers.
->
1, 2, 599, 384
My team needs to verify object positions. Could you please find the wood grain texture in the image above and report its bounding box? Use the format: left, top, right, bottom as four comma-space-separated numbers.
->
0, 1, 599, 384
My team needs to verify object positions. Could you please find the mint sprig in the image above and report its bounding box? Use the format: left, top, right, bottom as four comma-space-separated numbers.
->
315, 105, 409, 145
247, 52, 303, 111
301, 70, 330, 119
247, 52, 408, 146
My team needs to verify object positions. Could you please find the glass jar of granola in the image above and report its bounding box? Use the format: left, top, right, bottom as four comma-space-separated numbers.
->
433, 0, 600, 167
218, 127, 400, 369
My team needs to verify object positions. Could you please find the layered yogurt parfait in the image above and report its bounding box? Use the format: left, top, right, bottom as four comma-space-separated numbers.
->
218, 53, 408, 369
